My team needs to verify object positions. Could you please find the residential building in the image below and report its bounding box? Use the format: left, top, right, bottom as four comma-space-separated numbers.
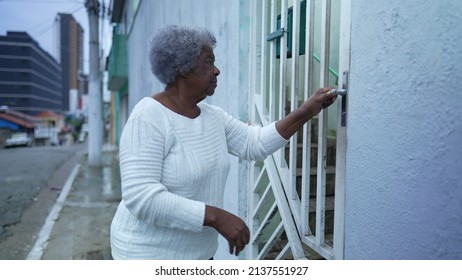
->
0, 31, 62, 115
0, 105, 37, 146
34, 110, 64, 146
107, 0, 462, 260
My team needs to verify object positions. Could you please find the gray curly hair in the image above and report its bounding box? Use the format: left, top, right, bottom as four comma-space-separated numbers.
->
149, 25, 217, 85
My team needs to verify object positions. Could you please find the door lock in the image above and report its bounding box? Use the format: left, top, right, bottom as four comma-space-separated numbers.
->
325, 89, 347, 96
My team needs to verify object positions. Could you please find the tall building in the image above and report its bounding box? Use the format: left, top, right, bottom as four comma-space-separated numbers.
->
53, 13, 84, 114
0, 31, 62, 115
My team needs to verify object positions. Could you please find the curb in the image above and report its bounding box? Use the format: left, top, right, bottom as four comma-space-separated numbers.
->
26, 164, 81, 260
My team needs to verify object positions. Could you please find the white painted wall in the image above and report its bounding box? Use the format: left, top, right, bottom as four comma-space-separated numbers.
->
346, 0, 462, 259
126, 0, 247, 259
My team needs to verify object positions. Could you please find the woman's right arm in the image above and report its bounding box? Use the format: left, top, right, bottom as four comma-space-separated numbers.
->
119, 115, 206, 233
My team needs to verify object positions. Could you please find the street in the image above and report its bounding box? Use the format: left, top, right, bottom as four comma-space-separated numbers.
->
0, 144, 86, 259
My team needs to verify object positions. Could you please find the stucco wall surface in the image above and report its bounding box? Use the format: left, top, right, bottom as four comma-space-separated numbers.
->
346, 0, 462, 259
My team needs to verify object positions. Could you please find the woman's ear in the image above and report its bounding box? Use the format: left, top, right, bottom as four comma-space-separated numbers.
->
176, 67, 189, 78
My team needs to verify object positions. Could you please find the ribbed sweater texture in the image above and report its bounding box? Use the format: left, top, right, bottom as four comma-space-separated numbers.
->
110, 97, 288, 259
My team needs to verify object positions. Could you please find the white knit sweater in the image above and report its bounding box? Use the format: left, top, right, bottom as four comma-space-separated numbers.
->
110, 97, 288, 259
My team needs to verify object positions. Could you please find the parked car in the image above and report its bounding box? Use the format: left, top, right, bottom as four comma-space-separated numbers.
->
4, 132, 33, 148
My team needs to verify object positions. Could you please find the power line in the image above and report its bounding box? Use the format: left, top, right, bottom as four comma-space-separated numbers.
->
24, 2, 84, 34
33, 5, 85, 39
0, 0, 84, 3
1, 0, 111, 68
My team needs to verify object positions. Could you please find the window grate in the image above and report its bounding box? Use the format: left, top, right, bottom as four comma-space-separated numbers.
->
248, 0, 351, 260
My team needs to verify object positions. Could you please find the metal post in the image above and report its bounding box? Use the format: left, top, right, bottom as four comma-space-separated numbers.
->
86, 0, 103, 166
316, 0, 331, 248
333, 0, 352, 260
301, 0, 315, 239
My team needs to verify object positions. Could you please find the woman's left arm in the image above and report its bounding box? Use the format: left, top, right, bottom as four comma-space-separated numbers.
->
223, 87, 337, 160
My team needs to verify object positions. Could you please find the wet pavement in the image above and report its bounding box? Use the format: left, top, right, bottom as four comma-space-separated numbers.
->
0, 145, 84, 238
36, 146, 121, 260
0, 144, 87, 259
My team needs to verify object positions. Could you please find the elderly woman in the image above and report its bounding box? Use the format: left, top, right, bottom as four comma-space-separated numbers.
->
110, 25, 336, 260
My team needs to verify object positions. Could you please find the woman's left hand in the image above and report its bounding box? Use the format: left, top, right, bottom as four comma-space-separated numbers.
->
303, 87, 338, 116
275, 87, 338, 140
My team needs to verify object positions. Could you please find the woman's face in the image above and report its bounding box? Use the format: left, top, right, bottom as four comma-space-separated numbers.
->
187, 47, 221, 97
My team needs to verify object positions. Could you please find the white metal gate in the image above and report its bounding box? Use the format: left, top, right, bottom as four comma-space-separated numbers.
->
247, 0, 351, 260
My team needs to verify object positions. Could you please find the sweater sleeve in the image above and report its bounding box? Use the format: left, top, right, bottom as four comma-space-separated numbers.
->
118, 113, 205, 232
220, 109, 289, 161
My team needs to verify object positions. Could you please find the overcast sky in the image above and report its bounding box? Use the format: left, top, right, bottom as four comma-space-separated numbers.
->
0, 0, 112, 73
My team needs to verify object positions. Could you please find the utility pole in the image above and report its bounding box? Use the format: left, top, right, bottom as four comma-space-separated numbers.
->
85, 0, 103, 166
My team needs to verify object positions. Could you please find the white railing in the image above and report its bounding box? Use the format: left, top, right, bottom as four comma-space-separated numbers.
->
247, 0, 350, 260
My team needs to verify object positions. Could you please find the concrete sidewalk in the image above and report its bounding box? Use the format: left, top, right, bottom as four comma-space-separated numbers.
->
33, 146, 121, 260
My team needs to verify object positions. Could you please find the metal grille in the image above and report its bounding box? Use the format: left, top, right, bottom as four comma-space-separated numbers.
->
247, 0, 350, 260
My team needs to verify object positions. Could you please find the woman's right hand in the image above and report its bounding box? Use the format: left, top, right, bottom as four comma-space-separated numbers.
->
204, 205, 250, 256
